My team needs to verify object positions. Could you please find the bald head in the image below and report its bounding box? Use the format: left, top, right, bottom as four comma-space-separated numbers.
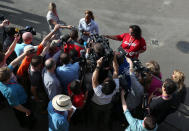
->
45, 58, 55, 70
22, 32, 33, 44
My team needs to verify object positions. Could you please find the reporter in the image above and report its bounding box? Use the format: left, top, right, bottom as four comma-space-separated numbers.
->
104, 25, 146, 59
121, 90, 157, 131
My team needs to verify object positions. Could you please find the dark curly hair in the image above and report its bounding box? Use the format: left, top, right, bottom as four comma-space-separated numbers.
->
129, 25, 142, 39
101, 77, 116, 95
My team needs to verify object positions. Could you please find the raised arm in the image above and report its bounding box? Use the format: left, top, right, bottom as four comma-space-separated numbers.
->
40, 24, 61, 46
121, 89, 127, 112
4, 34, 20, 60
113, 53, 119, 79
92, 57, 103, 88
103, 35, 119, 40
9, 48, 30, 68
60, 25, 73, 29
40, 41, 50, 57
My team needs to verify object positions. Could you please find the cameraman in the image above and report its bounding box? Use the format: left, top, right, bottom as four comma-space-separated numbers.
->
64, 29, 84, 57
124, 57, 144, 117
121, 89, 157, 131
104, 25, 146, 59
90, 53, 119, 129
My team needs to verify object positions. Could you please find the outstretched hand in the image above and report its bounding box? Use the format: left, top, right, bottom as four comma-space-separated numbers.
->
54, 24, 60, 31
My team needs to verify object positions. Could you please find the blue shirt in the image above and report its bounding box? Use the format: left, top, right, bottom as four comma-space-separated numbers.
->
14, 43, 28, 56
0, 82, 27, 106
48, 101, 69, 131
0, 65, 27, 106
56, 62, 80, 90
78, 18, 99, 41
125, 109, 158, 131
119, 58, 131, 88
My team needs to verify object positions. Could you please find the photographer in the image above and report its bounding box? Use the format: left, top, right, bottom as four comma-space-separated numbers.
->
78, 10, 99, 42
90, 53, 119, 129
145, 61, 163, 97
124, 57, 144, 117
64, 29, 84, 57
121, 89, 157, 131
104, 25, 146, 59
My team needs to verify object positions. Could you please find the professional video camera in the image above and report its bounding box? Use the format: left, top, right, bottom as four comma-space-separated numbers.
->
132, 59, 150, 79
86, 34, 114, 72
15, 26, 36, 43
16, 26, 36, 36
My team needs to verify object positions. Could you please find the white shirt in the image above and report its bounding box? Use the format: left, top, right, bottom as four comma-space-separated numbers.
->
78, 18, 99, 41
92, 78, 120, 105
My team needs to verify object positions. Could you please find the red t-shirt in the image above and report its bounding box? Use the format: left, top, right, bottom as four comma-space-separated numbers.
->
116, 33, 146, 58
64, 41, 84, 57
67, 83, 85, 108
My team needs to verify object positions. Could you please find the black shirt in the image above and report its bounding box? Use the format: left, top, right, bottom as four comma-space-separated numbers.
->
149, 95, 178, 124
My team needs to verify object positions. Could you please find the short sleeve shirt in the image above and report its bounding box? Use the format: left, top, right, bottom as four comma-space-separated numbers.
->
116, 33, 146, 58
14, 43, 28, 56
78, 18, 99, 41
56, 62, 80, 89
46, 11, 60, 31
0, 81, 27, 107
92, 78, 119, 105
48, 101, 69, 131
125, 109, 158, 131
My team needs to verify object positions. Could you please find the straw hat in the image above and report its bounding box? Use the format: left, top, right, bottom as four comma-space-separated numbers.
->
52, 95, 72, 111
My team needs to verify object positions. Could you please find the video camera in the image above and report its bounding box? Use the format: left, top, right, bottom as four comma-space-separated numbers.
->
86, 34, 114, 72
132, 59, 151, 79
15, 26, 36, 43
16, 26, 36, 36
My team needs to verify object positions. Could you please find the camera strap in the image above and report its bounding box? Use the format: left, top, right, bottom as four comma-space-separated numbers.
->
128, 36, 136, 47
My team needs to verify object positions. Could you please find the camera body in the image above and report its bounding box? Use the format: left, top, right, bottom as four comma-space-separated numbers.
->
86, 34, 114, 72
18, 26, 36, 36
16, 26, 36, 43
132, 59, 150, 80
